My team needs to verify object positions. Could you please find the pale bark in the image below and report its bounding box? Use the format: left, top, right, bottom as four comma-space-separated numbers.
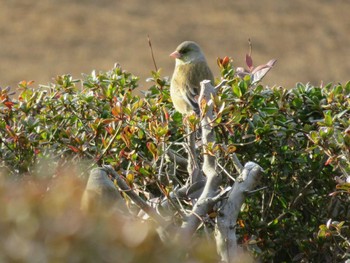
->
215, 162, 263, 263
180, 80, 222, 237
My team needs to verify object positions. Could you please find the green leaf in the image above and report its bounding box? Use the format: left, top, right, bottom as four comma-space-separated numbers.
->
261, 107, 279, 115
344, 80, 350, 94
291, 97, 302, 108
146, 142, 158, 160
324, 113, 333, 127
139, 167, 151, 177
232, 84, 242, 97
308, 131, 319, 143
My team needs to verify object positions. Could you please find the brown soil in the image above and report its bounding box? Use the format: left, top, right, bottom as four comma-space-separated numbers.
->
1, 0, 349, 91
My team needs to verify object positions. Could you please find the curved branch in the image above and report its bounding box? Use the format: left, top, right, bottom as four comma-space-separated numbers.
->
215, 162, 263, 263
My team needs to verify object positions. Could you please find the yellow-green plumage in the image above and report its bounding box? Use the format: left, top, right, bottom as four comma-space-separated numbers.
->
170, 41, 214, 114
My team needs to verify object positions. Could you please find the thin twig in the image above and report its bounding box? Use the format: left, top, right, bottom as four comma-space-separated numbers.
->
248, 38, 252, 57
245, 186, 268, 195
217, 162, 236, 182
147, 35, 158, 72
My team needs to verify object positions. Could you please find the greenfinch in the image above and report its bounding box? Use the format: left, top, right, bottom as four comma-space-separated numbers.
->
170, 41, 214, 115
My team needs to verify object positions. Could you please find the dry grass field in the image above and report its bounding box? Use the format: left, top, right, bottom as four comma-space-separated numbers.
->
1, 0, 349, 91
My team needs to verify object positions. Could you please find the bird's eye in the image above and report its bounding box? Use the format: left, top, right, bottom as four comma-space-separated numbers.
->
180, 48, 189, 54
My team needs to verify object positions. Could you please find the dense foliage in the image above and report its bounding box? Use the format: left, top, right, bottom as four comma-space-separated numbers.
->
0, 62, 349, 262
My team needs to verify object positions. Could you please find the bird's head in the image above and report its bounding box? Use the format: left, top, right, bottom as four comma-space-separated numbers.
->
170, 41, 206, 64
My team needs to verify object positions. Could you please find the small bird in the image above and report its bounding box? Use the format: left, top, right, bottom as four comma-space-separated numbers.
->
170, 41, 214, 115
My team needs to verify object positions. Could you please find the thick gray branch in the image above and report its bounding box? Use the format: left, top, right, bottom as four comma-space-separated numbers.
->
215, 162, 263, 263
180, 80, 222, 237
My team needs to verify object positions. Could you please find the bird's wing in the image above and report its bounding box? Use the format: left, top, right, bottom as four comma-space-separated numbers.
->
185, 61, 214, 113
184, 82, 200, 113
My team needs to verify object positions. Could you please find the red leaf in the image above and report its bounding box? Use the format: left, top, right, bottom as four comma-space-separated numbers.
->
325, 157, 333, 166
4, 101, 14, 109
68, 145, 80, 153
105, 126, 114, 135
217, 56, 231, 68
163, 108, 170, 121
246, 54, 253, 71
243, 234, 250, 243
222, 56, 230, 66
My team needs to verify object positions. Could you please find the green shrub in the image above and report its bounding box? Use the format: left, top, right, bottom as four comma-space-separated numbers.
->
0, 62, 349, 262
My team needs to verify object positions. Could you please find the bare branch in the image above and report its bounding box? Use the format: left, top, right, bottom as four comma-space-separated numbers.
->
180, 80, 222, 238
215, 162, 263, 263
103, 165, 168, 227
230, 153, 244, 174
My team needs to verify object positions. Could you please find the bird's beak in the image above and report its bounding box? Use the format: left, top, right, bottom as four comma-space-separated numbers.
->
169, 50, 181, 59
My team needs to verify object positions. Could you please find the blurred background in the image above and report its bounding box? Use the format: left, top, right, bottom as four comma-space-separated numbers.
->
1, 0, 349, 91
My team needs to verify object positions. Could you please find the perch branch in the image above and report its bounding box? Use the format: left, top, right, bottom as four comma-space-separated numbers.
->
180, 80, 222, 238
